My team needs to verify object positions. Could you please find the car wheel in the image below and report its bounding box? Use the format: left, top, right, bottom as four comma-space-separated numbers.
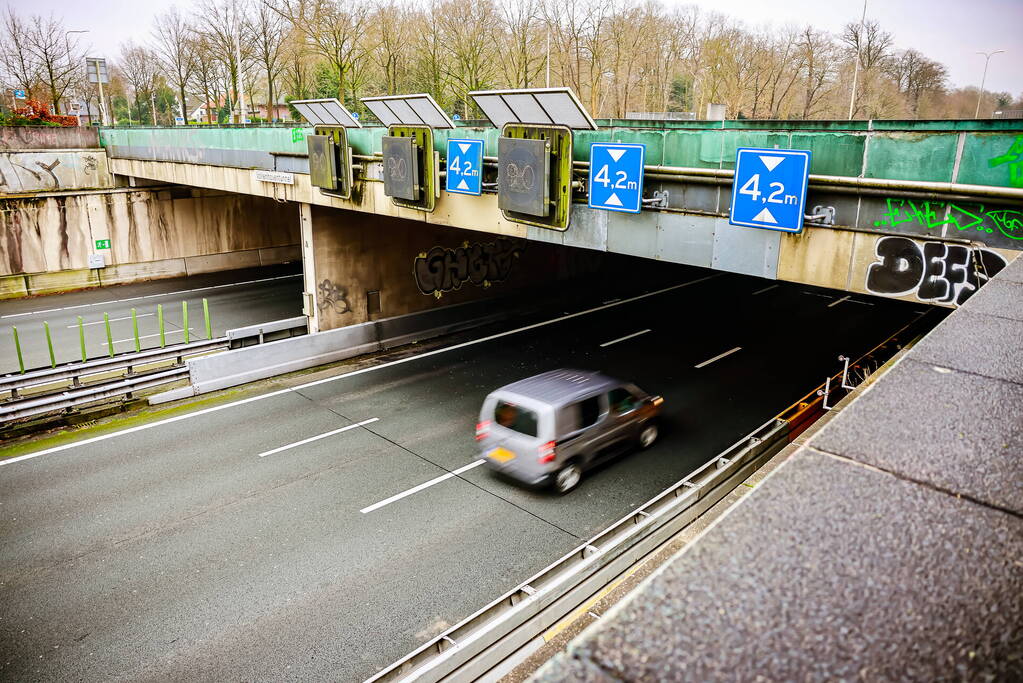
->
554, 462, 582, 494
639, 421, 658, 449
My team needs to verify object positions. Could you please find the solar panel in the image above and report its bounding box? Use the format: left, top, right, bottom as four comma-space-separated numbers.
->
360, 93, 454, 129
469, 88, 598, 130
290, 99, 361, 128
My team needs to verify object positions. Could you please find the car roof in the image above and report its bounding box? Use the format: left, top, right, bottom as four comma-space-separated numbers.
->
495, 369, 621, 407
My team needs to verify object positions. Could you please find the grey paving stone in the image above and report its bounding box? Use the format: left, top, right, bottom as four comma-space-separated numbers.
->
532, 652, 622, 682
995, 254, 1023, 283
541, 451, 1023, 682
811, 357, 1023, 514
910, 309, 1023, 384
965, 279, 1023, 321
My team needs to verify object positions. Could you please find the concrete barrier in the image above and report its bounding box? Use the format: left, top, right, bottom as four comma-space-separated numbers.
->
155, 299, 509, 401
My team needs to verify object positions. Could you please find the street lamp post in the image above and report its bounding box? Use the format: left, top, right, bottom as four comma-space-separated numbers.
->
974, 50, 1005, 119
65, 30, 89, 123
847, 0, 867, 120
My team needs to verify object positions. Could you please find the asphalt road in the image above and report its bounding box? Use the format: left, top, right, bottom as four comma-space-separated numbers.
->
0, 270, 930, 681
0, 264, 304, 374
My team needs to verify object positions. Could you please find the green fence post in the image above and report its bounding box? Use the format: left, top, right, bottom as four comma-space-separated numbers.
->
78, 316, 87, 362
203, 298, 212, 340
104, 312, 114, 357
182, 301, 189, 344
131, 308, 141, 352
43, 322, 55, 368
12, 326, 25, 374
157, 304, 165, 347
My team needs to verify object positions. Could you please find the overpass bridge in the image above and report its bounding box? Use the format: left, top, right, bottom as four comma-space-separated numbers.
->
99, 115, 1023, 339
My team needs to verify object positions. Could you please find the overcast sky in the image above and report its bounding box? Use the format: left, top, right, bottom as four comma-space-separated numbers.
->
12, 0, 1023, 97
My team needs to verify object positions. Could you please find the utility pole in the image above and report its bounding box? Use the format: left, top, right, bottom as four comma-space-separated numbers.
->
234, 0, 247, 123
847, 0, 867, 120
546, 30, 550, 88
974, 50, 1005, 118
64, 30, 88, 119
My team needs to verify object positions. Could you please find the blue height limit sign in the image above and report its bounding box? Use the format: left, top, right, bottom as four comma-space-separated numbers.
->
589, 143, 645, 213
446, 138, 484, 196
729, 147, 812, 233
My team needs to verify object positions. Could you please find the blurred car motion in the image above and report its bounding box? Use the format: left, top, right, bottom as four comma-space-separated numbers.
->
476, 369, 662, 493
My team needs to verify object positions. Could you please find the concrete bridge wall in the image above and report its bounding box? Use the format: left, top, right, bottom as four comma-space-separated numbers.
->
0, 188, 299, 299
0, 127, 301, 298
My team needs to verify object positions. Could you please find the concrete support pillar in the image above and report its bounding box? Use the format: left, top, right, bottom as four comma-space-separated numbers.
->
299, 202, 320, 334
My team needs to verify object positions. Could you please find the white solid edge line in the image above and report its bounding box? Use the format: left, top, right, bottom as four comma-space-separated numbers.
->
0, 275, 718, 468
599, 328, 652, 348
694, 346, 742, 369
0, 274, 301, 319
102, 328, 194, 346
66, 313, 155, 328
361, 460, 485, 514
258, 418, 379, 458
752, 284, 779, 295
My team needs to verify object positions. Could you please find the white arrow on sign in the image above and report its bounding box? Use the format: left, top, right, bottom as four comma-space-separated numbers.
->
759, 155, 784, 172
752, 207, 777, 223
605, 192, 623, 207
607, 148, 627, 162
457, 178, 470, 190
458, 143, 472, 154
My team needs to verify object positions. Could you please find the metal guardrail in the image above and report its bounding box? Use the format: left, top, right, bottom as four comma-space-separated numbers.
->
0, 338, 227, 398
0, 367, 190, 422
227, 316, 308, 347
368, 418, 789, 682
1, 316, 309, 425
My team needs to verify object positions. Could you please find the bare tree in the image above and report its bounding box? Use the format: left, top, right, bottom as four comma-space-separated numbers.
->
439, 0, 500, 116
889, 48, 947, 118
249, 0, 288, 119
195, 0, 251, 122
799, 26, 838, 119
153, 7, 196, 122
24, 12, 84, 111
841, 19, 894, 118
1, 9, 38, 101
119, 41, 161, 124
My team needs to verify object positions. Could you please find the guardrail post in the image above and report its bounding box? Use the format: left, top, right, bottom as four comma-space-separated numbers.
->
12, 326, 25, 374
131, 308, 141, 352
104, 312, 114, 357
203, 298, 212, 340
78, 316, 87, 363
182, 301, 189, 344
157, 304, 165, 347
43, 322, 55, 368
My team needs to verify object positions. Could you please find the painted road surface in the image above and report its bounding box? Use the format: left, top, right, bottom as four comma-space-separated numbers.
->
0, 272, 930, 681
0, 265, 303, 374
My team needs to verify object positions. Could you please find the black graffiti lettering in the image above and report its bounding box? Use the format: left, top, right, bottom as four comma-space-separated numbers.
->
866, 236, 1007, 306
317, 278, 351, 314
865, 236, 924, 295
414, 239, 523, 296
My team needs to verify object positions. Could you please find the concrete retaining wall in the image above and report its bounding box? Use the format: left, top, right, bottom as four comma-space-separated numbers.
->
0, 149, 112, 193
156, 298, 509, 401
0, 187, 300, 298
0, 126, 100, 150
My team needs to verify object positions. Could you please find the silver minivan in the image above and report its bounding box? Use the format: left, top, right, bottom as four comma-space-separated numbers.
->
476, 369, 663, 493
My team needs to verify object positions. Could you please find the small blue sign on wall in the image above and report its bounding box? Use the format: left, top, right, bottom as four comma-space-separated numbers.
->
588, 142, 645, 213
446, 138, 484, 196
729, 147, 811, 233
13, 89, 26, 99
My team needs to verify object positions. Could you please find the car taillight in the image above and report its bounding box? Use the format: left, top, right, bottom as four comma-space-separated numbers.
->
652, 396, 664, 406
475, 420, 491, 441
538, 440, 556, 464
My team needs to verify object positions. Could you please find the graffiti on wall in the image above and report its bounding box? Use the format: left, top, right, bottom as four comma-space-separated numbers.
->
414, 239, 523, 298
873, 198, 1023, 242
317, 278, 351, 314
865, 236, 1007, 306
989, 135, 1023, 188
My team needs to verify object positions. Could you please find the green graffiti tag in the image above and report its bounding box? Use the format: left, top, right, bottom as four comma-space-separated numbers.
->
291, 127, 305, 144
989, 135, 1023, 188
874, 198, 1023, 241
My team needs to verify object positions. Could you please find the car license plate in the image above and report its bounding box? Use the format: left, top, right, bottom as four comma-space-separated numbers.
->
488, 447, 516, 463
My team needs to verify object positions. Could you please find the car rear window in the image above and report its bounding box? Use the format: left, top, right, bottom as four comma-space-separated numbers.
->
494, 400, 538, 437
